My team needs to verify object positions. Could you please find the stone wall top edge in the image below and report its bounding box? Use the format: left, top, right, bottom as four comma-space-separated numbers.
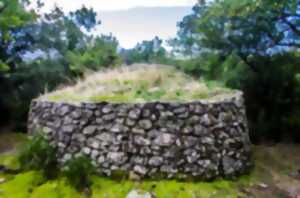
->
32, 91, 243, 107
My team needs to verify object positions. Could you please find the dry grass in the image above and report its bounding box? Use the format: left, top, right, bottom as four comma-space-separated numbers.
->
40, 64, 235, 103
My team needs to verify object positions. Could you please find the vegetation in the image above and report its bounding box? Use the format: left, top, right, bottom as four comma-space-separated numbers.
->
0, 0, 120, 130
62, 156, 95, 191
43, 64, 233, 103
18, 134, 58, 179
170, 0, 300, 143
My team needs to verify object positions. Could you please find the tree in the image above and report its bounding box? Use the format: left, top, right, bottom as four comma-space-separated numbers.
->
121, 36, 169, 65
174, 0, 300, 142
0, 2, 120, 130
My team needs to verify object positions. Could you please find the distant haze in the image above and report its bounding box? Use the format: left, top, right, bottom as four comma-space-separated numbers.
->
95, 6, 193, 48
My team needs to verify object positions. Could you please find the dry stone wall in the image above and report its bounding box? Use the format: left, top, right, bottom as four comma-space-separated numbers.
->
28, 92, 252, 180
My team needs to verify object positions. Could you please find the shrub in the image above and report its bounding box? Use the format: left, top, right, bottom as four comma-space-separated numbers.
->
62, 155, 95, 190
18, 134, 58, 179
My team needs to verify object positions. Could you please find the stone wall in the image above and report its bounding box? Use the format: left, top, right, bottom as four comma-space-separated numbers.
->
28, 92, 252, 180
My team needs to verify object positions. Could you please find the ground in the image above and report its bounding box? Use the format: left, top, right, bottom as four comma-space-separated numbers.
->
0, 133, 300, 198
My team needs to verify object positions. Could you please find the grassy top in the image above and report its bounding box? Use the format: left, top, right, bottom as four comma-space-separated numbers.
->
40, 64, 235, 103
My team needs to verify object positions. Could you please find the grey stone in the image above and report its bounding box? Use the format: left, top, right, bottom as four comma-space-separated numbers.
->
222, 156, 236, 176
62, 125, 75, 133
59, 105, 70, 116
83, 126, 97, 135
182, 126, 193, 134
102, 105, 113, 113
82, 147, 91, 155
173, 107, 186, 114
154, 133, 176, 146
129, 109, 141, 119
134, 165, 147, 175
107, 152, 127, 164
103, 113, 116, 121
111, 124, 124, 133
43, 127, 52, 134
134, 136, 151, 146
96, 133, 114, 143
126, 190, 153, 198
149, 156, 163, 166
138, 119, 152, 130
91, 150, 100, 160
125, 118, 136, 126
97, 156, 105, 164
132, 128, 145, 134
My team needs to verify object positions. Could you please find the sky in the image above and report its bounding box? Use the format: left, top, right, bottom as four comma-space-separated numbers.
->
33, 0, 197, 48
36, 0, 197, 11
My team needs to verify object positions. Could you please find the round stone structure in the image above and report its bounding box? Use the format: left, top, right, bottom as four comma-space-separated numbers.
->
28, 91, 252, 180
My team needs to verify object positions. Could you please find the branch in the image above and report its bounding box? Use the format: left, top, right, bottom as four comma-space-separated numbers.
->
281, 17, 300, 36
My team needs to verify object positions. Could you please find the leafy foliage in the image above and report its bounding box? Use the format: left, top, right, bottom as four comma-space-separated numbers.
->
18, 134, 58, 179
174, 0, 300, 142
63, 155, 95, 190
121, 36, 169, 65
0, 2, 120, 130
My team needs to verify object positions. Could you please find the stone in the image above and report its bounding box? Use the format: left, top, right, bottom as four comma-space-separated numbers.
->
183, 136, 198, 147
62, 153, 72, 162
154, 133, 176, 146
129, 109, 141, 119
126, 189, 153, 198
82, 147, 91, 155
96, 133, 114, 143
62, 125, 75, 133
138, 120, 152, 130
107, 152, 127, 164
173, 107, 187, 114
59, 105, 70, 116
129, 171, 141, 181
111, 124, 124, 133
102, 105, 113, 113
201, 114, 217, 126
194, 125, 207, 136
103, 113, 116, 121
222, 156, 236, 176
73, 133, 86, 142
182, 126, 193, 134
90, 140, 100, 149
134, 165, 147, 175
91, 150, 100, 160
125, 118, 136, 126
132, 128, 145, 135
83, 126, 97, 135
43, 127, 52, 134
97, 156, 105, 164
0, 178, 5, 184
134, 136, 151, 146
148, 156, 163, 166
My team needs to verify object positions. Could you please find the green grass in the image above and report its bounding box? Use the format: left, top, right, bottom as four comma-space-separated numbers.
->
42, 64, 235, 103
90, 176, 252, 198
0, 171, 45, 198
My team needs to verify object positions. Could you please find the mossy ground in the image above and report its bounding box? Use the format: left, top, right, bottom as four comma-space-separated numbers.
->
1, 133, 300, 198
41, 64, 234, 103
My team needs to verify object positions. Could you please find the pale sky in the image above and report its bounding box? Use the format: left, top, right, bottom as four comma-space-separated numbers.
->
35, 0, 197, 12
32, 0, 197, 48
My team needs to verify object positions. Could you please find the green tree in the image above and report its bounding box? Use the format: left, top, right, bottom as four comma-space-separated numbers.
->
175, 0, 300, 142
121, 36, 169, 65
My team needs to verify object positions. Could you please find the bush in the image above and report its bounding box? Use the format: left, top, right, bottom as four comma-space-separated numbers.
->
62, 155, 95, 190
18, 134, 58, 179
